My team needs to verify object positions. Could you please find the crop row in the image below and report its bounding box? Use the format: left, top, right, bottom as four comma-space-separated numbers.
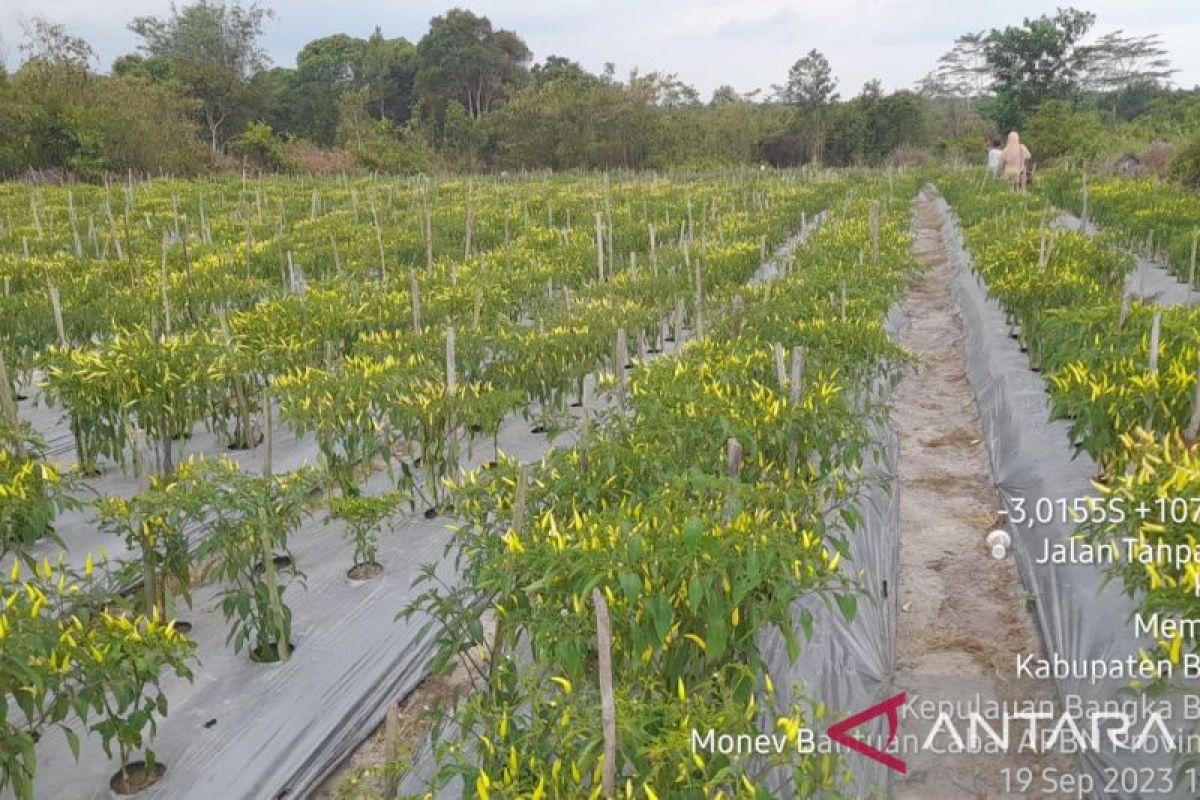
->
1037, 171, 1200, 289
399, 182, 916, 798
937, 171, 1200, 696
0, 172, 841, 799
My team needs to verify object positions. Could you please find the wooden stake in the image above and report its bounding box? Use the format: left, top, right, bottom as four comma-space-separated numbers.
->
773, 343, 787, 390
330, 233, 342, 277
445, 327, 457, 393
260, 392, 290, 662
372, 204, 387, 283
423, 182, 434, 275
1148, 311, 1162, 377
49, 286, 67, 347
1079, 172, 1089, 233
0, 349, 18, 429
1186, 361, 1200, 442
723, 438, 742, 525
410, 270, 423, 336
869, 202, 880, 265
473, 288, 483, 333
595, 212, 605, 281
1190, 229, 1198, 289
593, 588, 617, 798
512, 465, 529, 534
160, 233, 173, 336
614, 329, 628, 408
789, 347, 804, 406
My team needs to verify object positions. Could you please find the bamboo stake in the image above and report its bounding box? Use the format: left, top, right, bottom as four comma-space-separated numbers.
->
593, 588, 617, 798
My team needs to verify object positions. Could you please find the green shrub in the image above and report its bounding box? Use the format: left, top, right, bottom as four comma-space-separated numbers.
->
1169, 135, 1200, 187
1022, 100, 1105, 165
229, 122, 293, 173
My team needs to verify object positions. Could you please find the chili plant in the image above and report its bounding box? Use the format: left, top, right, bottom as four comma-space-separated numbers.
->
184, 458, 319, 661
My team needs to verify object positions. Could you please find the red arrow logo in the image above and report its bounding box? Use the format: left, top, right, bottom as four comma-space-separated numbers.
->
826, 691, 907, 774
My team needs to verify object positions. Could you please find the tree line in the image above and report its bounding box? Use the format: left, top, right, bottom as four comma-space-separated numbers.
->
0, 3, 1196, 179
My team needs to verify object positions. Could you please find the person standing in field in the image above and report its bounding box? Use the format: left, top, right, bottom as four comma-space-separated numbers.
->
999, 131, 1031, 191
986, 137, 1003, 175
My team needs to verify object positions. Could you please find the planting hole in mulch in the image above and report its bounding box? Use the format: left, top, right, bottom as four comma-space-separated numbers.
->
483, 460, 499, 470
171, 621, 193, 635
530, 425, 548, 434
254, 554, 294, 575
469, 423, 484, 434
110, 761, 166, 795
203, 718, 218, 729
569, 400, 583, 408
250, 639, 298, 664
347, 561, 384, 581
227, 432, 264, 452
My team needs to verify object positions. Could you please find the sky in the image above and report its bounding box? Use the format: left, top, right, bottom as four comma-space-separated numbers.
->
2, 0, 1198, 97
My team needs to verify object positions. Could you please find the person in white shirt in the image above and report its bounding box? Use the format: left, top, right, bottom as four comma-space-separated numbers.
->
986, 137, 1003, 174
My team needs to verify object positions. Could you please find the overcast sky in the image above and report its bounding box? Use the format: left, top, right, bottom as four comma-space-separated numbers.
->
2, 0, 1198, 97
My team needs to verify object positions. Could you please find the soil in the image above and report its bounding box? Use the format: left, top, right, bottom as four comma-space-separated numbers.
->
890, 189, 1070, 798
313, 638, 480, 799
110, 761, 167, 795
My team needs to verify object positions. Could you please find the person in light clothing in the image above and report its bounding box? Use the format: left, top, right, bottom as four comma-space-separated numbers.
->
986, 137, 1003, 175
999, 131, 1031, 191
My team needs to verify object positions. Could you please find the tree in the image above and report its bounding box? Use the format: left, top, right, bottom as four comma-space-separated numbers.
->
710, 85, 741, 105
1021, 99, 1104, 162
19, 17, 94, 69
983, 7, 1096, 130
777, 49, 838, 107
532, 56, 599, 88
415, 9, 530, 125
1081, 31, 1176, 121
934, 32, 990, 99
775, 49, 839, 164
129, 1, 273, 151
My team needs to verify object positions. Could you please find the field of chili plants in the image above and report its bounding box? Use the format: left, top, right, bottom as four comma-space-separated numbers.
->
1038, 171, 1200, 291
395, 185, 916, 798
938, 169, 1200, 720
0, 170, 920, 799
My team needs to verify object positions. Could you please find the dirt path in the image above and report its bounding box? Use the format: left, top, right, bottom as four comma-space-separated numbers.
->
891, 188, 1066, 798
